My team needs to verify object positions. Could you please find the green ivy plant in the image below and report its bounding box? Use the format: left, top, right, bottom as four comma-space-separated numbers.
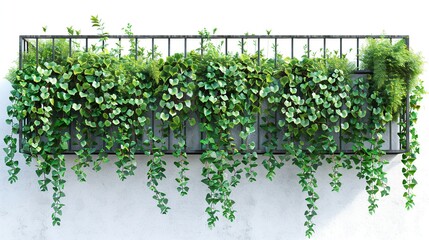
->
3, 18, 425, 238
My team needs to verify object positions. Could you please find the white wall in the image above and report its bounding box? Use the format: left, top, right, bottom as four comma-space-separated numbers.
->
1, 1, 428, 239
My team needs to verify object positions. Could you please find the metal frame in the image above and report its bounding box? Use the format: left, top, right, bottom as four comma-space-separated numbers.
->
18, 34, 411, 155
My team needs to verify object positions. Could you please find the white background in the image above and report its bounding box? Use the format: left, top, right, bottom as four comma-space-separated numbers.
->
0, 0, 428, 239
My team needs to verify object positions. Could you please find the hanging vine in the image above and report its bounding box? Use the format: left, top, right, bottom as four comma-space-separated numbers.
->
2, 18, 425, 237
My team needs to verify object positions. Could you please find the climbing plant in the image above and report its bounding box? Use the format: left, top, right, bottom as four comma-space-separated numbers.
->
3, 18, 425, 238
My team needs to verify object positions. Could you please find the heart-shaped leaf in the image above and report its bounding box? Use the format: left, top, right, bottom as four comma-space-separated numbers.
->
169, 78, 179, 86
160, 112, 169, 121
72, 103, 81, 111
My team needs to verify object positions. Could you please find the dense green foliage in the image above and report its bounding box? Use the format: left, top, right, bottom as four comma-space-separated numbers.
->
3, 19, 424, 238
361, 38, 423, 117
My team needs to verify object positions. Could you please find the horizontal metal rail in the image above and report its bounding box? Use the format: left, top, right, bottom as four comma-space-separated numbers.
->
20, 34, 409, 39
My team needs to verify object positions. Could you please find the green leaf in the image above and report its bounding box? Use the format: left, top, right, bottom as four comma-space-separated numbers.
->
59, 83, 68, 90
162, 94, 171, 101
334, 125, 340, 133
169, 78, 179, 86
62, 72, 72, 80
189, 118, 196, 126
301, 119, 309, 127
185, 100, 191, 108
168, 87, 178, 95
176, 92, 184, 99
92, 81, 100, 88
336, 109, 348, 118
172, 116, 181, 126
160, 112, 169, 121
330, 115, 339, 123
95, 97, 104, 104
204, 108, 212, 116
175, 103, 183, 111
309, 114, 317, 122
209, 151, 217, 159
72, 103, 81, 111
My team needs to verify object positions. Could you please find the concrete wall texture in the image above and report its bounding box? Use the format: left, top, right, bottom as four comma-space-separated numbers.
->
1, 0, 428, 239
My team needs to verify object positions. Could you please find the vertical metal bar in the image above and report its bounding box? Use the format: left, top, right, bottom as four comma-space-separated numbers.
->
240, 125, 244, 152
200, 37, 204, 56
356, 38, 360, 70
18, 36, 23, 151
184, 37, 187, 58
135, 38, 138, 60
257, 114, 260, 152
183, 120, 187, 152
102, 40, 105, 50
257, 37, 260, 65
168, 126, 171, 153
69, 38, 72, 57
291, 37, 294, 58
274, 111, 278, 145
151, 111, 155, 151
389, 120, 393, 151
404, 36, 410, 151
200, 119, 204, 151
52, 38, 55, 61
36, 38, 39, 67
323, 38, 326, 58
151, 38, 155, 59
68, 120, 72, 152
19, 120, 23, 152
241, 38, 244, 54
405, 90, 410, 151
274, 38, 277, 68
225, 38, 228, 55
118, 38, 121, 58
338, 37, 343, 151
307, 38, 310, 58
168, 38, 171, 56
85, 38, 88, 52
18, 36, 23, 69
399, 110, 403, 149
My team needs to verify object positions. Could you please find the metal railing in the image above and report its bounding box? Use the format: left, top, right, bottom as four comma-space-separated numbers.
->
18, 34, 410, 154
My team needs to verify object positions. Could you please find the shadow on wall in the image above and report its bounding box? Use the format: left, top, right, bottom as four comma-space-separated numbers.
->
314, 154, 404, 237
59, 154, 398, 240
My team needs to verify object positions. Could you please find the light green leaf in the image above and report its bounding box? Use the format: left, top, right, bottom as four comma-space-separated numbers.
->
95, 97, 104, 104
169, 78, 179, 86
160, 112, 169, 121
72, 103, 81, 111
189, 118, 196, 126
176, 91, 184, 99
185, 100, 191, 108
175, 103, 183, 111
